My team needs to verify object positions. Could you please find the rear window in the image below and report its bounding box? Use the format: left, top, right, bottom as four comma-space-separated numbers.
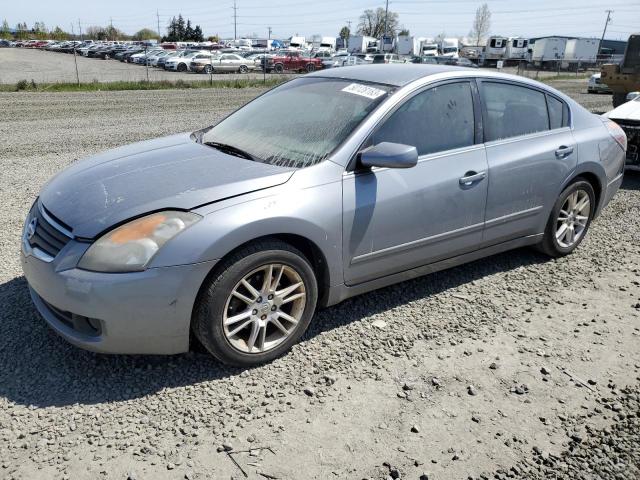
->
482, 82, 549, 141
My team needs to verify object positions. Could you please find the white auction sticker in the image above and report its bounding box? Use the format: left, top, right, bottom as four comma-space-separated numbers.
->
341, 83, 386, 99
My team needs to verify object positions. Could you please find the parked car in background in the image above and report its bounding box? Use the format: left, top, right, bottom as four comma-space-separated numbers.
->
156, 51, 179, 69
189, 53, 217, 73
604, 92, 640, 170
209, 53, 254, 73
165, 51, 205, 72
264, 50, 323, 73
372, 53, 405, 64
21, 65, 625, 367
588, 73, 612, 94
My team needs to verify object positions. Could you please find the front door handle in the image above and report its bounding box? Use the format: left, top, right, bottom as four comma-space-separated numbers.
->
555, 145, 574, 158
459, 171, 487, 186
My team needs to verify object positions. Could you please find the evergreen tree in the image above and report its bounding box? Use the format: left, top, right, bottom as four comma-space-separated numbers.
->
0, 19, 10, 39
176, 14, 186, 40
193, 25, 204, 42
184, 19, 194, 41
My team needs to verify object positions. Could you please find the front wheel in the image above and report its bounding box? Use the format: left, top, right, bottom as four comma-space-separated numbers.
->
239, 65, 249, 73
177, 63, 187, 72
306, 63, 316, 73
193, 240, 318, 366
273, 63, 284, 74
204, 64, 213, 74
538, 180, 595, 257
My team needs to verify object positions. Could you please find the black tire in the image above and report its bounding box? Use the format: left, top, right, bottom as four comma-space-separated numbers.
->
192, 239, 318, 366
204, 64, 213, 74
613, 92, 627, 108
177, 62, 187, 72
537, 179, 595, 257
273, 63, 284, 74
306, 63, 316, 73
239, 64, 249, 73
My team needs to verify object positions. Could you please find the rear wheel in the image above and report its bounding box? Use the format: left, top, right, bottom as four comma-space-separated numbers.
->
204, 64, 213, 74
193, 240, 318, 366
306, 63, 316, 73
273, 63, 284, 73
538, 180, 595, 257
239, 64, 249, 73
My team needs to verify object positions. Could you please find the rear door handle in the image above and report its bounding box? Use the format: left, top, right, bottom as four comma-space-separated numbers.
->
555, 145, 574, 158
459, 171, 487, 186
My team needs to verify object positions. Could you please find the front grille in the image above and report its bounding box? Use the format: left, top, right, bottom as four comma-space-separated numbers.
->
28, 203, 73, 258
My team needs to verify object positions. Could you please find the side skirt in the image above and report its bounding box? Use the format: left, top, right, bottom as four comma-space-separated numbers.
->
323, 233, 543, 307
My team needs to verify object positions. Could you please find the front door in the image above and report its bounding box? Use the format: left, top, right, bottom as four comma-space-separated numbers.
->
343, 81, 489, 285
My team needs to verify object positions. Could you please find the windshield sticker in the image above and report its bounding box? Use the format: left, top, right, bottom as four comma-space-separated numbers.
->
341, 83, 386, 99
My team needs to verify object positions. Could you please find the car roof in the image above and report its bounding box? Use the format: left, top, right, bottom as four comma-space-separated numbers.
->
308, 64, 470, 86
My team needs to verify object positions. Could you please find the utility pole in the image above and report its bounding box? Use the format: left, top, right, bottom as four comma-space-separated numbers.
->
70, 23, 80, 85
156, 10, 161, 40
268, 26, 272, 39
598, 10, 613, 58
78, 19, 82, 41
383, 0, 389, 37
233, 0, 238, 40
109, 17, 113, 41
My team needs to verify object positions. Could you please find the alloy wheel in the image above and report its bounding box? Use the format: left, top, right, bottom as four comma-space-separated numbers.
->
555, 189, 591, 248
222, 264, 306, 354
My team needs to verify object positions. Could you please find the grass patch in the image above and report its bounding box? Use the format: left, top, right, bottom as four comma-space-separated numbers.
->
0, 77, 291, 93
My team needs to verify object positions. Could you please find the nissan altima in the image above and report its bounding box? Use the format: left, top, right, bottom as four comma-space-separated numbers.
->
21, 65, 626, 366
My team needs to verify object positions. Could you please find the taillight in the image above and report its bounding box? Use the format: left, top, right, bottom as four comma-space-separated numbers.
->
605, 119, 627, 151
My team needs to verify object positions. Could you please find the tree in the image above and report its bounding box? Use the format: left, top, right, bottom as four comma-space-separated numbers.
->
184, 19, 194, 41
193, 25, 204, 42
51, 26, 69, 40
33, 21, 47, 39
207, 34, 220, 43
398, 28, 410, 36
176, 14, 186, 40
339, 26, 350, 41
1, 19, 10, 39
357, 7, 399, 38
15, 22, 29, 40
132, 28, 159, 41
469, 3, 491, 46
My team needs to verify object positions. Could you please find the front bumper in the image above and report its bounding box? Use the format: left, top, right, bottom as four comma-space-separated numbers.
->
21, 245, 217, 355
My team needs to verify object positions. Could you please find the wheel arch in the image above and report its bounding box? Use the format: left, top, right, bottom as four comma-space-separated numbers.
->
561, 164, 605, 215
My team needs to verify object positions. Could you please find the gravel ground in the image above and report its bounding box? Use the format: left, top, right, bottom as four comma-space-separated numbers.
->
0, 48, 289, 84
0, 81, 638, 480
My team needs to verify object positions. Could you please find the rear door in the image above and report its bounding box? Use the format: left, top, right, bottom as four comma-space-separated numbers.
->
343, 80, 489, 285
478, 80, 577, 244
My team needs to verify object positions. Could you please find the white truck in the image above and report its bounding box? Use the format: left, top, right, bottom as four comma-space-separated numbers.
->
562, 38, 599, 69
421, 39, 438, 57
347, 35, 378, 54
396, 35, 425, 56
531, 37, 567, 68
289, 36, 308, 50
504, 37, 529, 63
483, 36, 508, 66
318, 36, 337, 53
439, 38, 459, 58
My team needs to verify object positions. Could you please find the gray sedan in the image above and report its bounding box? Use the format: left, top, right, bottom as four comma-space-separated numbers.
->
21, 65, 626, 366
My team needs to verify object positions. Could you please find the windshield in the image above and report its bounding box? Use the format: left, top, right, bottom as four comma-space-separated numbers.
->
200, 77, 391, 168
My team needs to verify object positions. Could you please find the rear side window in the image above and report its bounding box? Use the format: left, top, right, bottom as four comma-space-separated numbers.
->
482, 82, 549, 141
372, 82, 475, 156
547, 95, 569, 129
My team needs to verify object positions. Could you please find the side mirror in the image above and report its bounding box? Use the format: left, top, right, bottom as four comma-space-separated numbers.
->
626, 91, 640, 102
359, 142, 418, 169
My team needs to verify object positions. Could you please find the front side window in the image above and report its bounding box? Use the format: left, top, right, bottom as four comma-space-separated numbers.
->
371, 82, 475, 156
482, 82, 549, 141
201, 78, 392, 168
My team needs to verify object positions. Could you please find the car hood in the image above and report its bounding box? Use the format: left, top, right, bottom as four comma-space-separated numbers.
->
604, 99, 640, 122
39, 133, 295, 239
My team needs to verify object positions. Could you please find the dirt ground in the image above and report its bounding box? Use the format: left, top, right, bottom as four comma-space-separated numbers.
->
0, 48, 286, 84
0, 80, 638, 480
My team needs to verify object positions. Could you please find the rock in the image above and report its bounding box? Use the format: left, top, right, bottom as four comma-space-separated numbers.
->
540, 366, 550, 375
222, 443, 234, 452
472, 415, 481, 423
372, 319, 387, 329
419, 474, 429, 480
402, 383, 414, 391
166, 463, 175, 470
467, 385, 477, 396
489, 362, 499, 370
303, 387, 315, 397
411, 425, 420, 433
431, 377, 441, 387
126, 472, 137, 480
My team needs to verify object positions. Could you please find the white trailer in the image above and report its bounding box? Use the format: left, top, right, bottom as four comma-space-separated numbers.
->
483, 36, 508, 66
531, 37, 567, 68
396, 35, 425, 56
421, 39, 438, 56
562, 38, 599, 68
504, 37, 529, 63
347, 35, 377, 53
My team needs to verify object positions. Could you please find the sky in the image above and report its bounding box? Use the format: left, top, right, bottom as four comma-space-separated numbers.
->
3, 0, 639, 41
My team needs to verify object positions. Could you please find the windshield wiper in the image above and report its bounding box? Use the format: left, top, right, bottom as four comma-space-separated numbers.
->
203, 141, 261, 162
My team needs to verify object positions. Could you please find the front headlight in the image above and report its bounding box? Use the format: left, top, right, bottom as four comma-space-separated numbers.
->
78, 211, 201, 273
